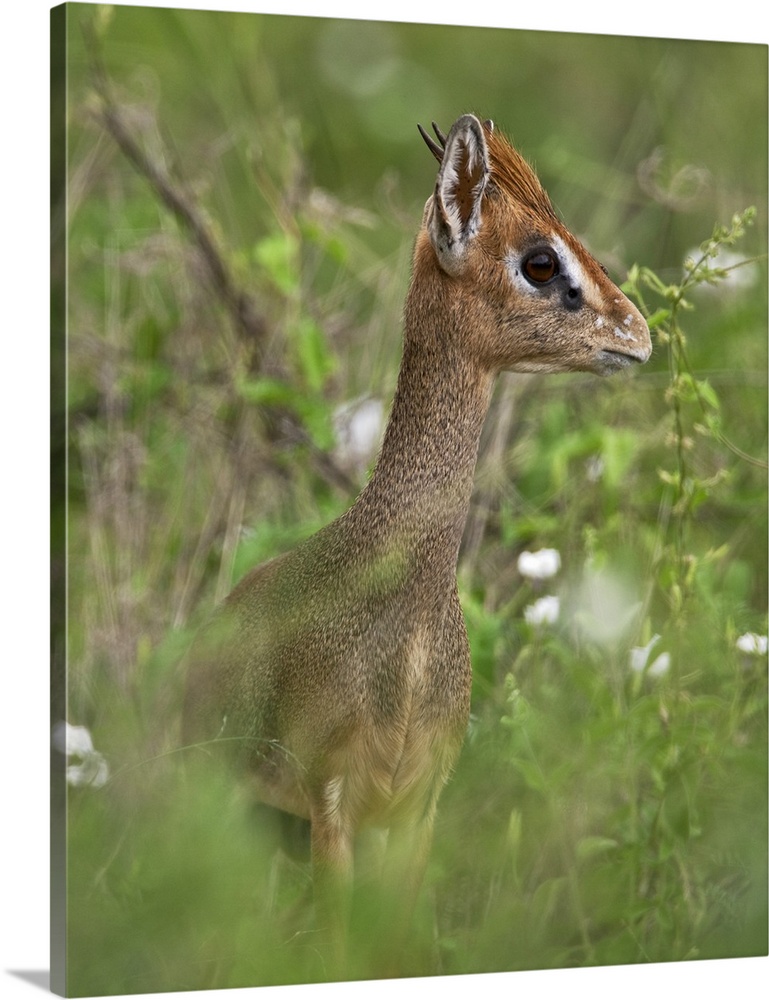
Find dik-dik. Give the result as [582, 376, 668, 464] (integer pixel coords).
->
[182, 114, 651, 964]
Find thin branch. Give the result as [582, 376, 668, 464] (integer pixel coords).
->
[81, 18, 363, 500]
[83, 19, 268, 366]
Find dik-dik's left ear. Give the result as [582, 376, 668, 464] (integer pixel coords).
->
[421, 114, 490, 274]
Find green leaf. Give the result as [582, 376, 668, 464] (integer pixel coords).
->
[253, 231, 299, 296]
[600, 427, 638, 490]
[576, 836, 619, 863]
[293, 315, 336, 391]
[530, 876, 568, 931]
[300, 394, 335, 450]
[236, 375, 295, 407]
[236, 374, 335, 451]
[646, 308, 671, 330]
[511, 757, 547, 793]
[695, 378, 721, 411]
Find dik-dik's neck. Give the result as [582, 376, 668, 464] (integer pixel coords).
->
[355, 273, 495, 576]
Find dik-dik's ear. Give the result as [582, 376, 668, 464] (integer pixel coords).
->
[423, 114, 490, 274]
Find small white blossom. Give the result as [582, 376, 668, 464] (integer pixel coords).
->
[647, 652, 671, 678]
[629, 635, 671, 678]
[524, 595, 560, 626]
[66, 755, 110, 788]
[630, 634, 660, 672]
[52, 721, 94, 756]
[736, 633, 768, 656]
[52, 721, 109, 788]
[575, 568, 641, 645]
[585, 455, 604, 483]
[518, 548, 561, 581]
[333, 397, 384, 473]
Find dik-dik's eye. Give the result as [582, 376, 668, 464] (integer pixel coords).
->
[523, 250, 559, 284]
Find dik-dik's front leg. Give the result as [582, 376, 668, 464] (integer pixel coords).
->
[310, 798, 353, 978]
[371, 807, 438, 975]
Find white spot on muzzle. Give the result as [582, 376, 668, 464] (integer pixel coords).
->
[614, 310, 639, 341]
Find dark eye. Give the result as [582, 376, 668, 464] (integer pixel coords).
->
[523, 250, 559, 284]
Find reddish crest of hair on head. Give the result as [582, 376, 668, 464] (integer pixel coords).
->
[484, 123, 558, 222]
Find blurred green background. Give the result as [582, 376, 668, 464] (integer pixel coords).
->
[57, 3, 767, 994]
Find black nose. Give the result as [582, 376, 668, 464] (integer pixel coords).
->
[563, 285, 582, 311]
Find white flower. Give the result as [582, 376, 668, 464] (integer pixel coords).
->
[52, 721, 109, 788]
[575, 568, 641, 645]
[66, 755, 110, 788]
[736, 633, 768, 656]
[333, 397, 385, 473]
[518, 548, 561, 581]
[524, 595, 560, 626]
[647, 652, 671, 678]
[52, 721, 94, 756]
[629, 635, 671, 678]
[585, 456, 604, 483]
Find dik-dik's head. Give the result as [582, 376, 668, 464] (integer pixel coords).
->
[416, 114, 651, 376]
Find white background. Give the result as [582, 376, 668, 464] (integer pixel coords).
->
[1, 1, 766, 998]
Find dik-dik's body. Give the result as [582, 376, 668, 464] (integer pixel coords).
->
[182, 114, 651, 960]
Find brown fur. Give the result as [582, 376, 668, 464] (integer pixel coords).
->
[181, 114, 651, 972]
[486, 125, 558, 220]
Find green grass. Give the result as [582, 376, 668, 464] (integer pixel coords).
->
[58, 5, 767, 994]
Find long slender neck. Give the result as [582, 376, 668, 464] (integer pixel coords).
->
[353, 265, 495, 582]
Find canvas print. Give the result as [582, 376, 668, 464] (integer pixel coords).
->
[50, 3, 768, 995]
